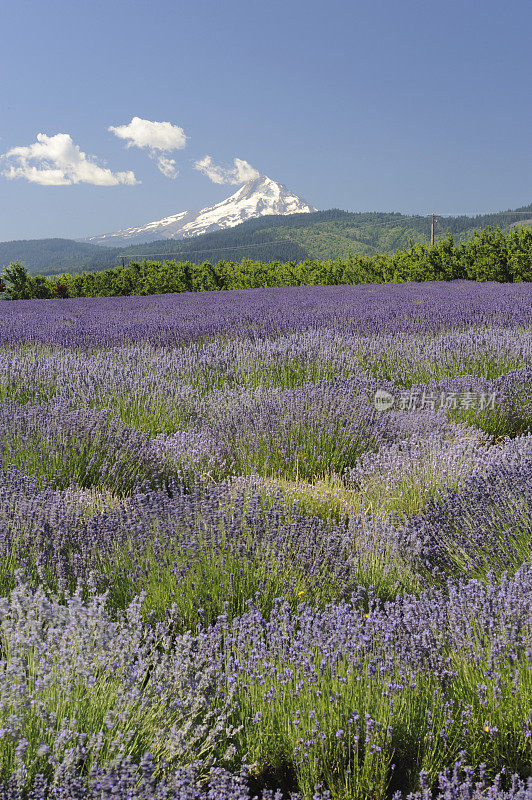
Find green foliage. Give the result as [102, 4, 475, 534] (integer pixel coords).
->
[1, 261, 52, 299]
[52, 281, 69, 298]
[1, 261, 32, 299]
[5, 226, 532, 299]
[390, 236, 465, 282]
[507, 225, 532, 281]
[461, 228, 511, 282]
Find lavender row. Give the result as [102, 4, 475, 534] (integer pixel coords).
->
[0, 467, 358, 621]
[1, 282, 532, 347]
[397, 433, 532, 579]
[0, 386, 498, 491]
[1, 326, 531, 406]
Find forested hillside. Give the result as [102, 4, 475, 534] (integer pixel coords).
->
[1, 206, 531, 274]
[0, 239, 119, 274]
[120, 205, 532, 263]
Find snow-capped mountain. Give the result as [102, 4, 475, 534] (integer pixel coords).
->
[85, 176, 317, 246]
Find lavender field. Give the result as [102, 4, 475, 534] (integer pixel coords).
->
[0, 281, 531, 800]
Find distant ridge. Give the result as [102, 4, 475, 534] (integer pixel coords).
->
[0, 239, 118, 274]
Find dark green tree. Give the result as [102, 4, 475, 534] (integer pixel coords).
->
[1, 261, 34, 299]
[461, 228, 511, 282]
[506, 226, 532, 282]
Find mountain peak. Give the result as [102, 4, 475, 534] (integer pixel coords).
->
[85, 175, 317, 246]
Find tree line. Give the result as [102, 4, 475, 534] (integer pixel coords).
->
[1, 227, 531, 300]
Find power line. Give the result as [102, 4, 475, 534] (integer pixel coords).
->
[428, 211, 532, 217]
[115, 211, 532, 263]
[117, 239, 291, 260]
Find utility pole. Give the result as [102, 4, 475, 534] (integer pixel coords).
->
[431, 214, 435, 246]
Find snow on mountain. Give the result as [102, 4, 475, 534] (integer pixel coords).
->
[85, 176, 317, 246]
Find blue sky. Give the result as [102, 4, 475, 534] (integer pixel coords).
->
[0, 0, 531, 240]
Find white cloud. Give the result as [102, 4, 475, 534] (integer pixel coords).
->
[109, 116, 187, 178]
[1, 133, 138, 186]
[154, 155, 178, 179]
[194, 155, 259, 185]
[109, 116, 187, 151]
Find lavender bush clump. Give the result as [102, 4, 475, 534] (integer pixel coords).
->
[0, 282, 531, 798]
[0, 583, 239, 791]
[344, 422, 491, 517]
[0, 401, 174, 492]
[397, 434, 532, 580]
